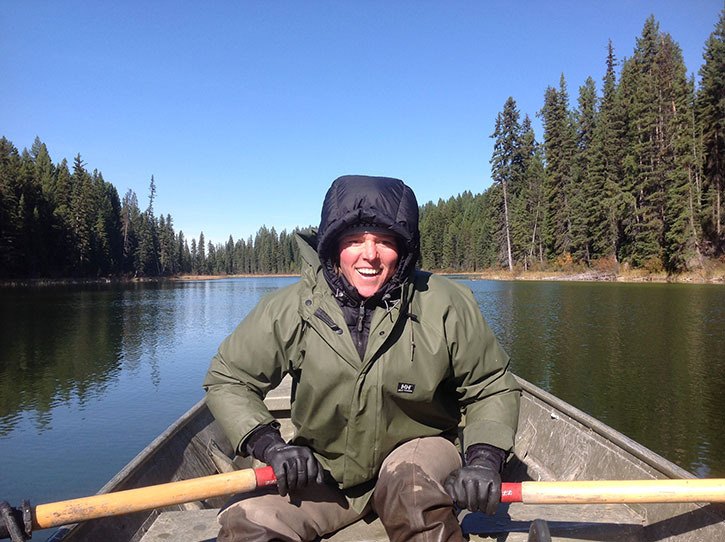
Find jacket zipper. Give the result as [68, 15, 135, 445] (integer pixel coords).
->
[313, 308, 343, 335]
[356, 303, 366, 332]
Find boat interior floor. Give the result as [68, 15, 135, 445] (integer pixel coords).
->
[137, 500, 648, 542]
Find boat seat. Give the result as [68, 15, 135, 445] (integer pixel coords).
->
[138, 501, 645, 542]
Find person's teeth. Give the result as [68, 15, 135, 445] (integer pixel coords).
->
[357, 268, 380, 276]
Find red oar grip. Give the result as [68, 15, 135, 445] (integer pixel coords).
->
[501, 482, 522, 503]
[254, 466, 278, 488]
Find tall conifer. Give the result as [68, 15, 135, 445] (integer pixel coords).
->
[490, 97, 524, 270]
[697, 8, 725, 253]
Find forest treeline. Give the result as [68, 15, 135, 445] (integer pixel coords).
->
[0, 143, 304, 278]
[1, 14, 723, 280]
[422, 14, 724, 274]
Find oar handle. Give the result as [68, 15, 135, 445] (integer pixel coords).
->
[501, 482, 522, 503]
[31, 466, 277, 531]
[502, 479, 725, 504]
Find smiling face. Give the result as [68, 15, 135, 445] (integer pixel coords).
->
[338, 231, 400, 298]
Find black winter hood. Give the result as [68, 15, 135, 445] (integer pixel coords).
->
[317, 175, 420, 303]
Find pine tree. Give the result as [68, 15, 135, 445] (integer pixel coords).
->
[589, 41, 625, 264]
[177, 230, 190, 274]
[120, 190, 140, 274]
[617, 17, 667, 269]
[90, 169, 123, 275]
[135, 177, 160, 276]
[190, 238, 198, 274]
[197, 232, 206, 274]
[657, 34, 701, 271]
[697, 8, 725, 254]
[158, 214, 177, 275]
[540, 75, 577, 260]
[0, 138, 22, 276]
[490, 97, 524, 271]
[617, 17, 699, 271]
[516, 118, 546, 268]
[570, 76, 599, 265]
[17, 149, 45, 275]
[52, 159, 74, 275]
[420, 201, 445, 269]
[70, 154, 95, 275]
[31, 138, 55, 199]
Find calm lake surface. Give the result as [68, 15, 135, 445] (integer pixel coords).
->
[1, 277, 723, 540]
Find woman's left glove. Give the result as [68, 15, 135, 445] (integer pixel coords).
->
[443, 443, 506, 515]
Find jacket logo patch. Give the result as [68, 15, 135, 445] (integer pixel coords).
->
[397, 382, 415, 394]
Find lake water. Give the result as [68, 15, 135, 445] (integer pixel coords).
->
[1, 277, 723, 540]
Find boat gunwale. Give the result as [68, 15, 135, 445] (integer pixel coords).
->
[514, 376, 694, 481]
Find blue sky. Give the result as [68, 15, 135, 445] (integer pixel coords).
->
[3, 1, 722, 245]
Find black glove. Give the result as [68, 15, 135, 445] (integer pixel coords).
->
[244, 424, 323, 497]
[263, 441, 324, 497]
[443, 443, 506, 515]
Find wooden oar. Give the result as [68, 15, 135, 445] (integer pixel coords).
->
[2, 468, 724, 539]
[501, 478, 725, 504]
[0, 466, 277, 538]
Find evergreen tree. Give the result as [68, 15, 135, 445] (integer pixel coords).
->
[207, 240, 218, 274]
[70, 154, 95, 274]
[617, 17, 699, 271]
[658, 34, 701, 271]
[0, 138, 22, 276]
[134, 177, 160, 276]
[31, 137, 55, 197]
[225, 235, 235, 274]
[120, 190, 140, 274]
[17, 149, 46, 275]
[589, 41, 625, 263]
[91, 170, 123, 275]
[540, 75, 577, 259]
[617, 17, 666, 269]
[490, 97, 523, 270]
[158, 214, 177, 275]
[190, 238, 198, 274]
[570, 76, 599, 265]
[177, 230, 190, 274]
[197, 232, 206, 274]
[419, 200, 445, 269]
[31, 138, 62, 275]
[697, 8, 725, 254]
[516, 119, 546, 268]
[51, 159, 74, 275]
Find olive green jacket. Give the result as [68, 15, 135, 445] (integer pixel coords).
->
[204, 235, 520, 507]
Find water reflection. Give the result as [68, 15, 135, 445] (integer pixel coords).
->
[0, 278, 296, 436]
[0, 286, 125, 435]
[464, 280, 725, 478]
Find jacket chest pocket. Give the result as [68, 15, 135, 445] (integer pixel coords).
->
[379, 338, 452, 404]
[292, 324, 357, 395]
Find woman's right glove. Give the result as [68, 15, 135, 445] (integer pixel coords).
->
[443, 443, 506, 515]
[244, 423, 323, 497]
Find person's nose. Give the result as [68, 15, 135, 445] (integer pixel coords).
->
[362, 239, 378, 260]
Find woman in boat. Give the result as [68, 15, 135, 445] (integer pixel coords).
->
[204, 175, 521, 541]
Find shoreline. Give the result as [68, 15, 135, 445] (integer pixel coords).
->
[131, 265, 725, 284]
[441, 268, 725, 284]
[2, 267, 723, 287]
